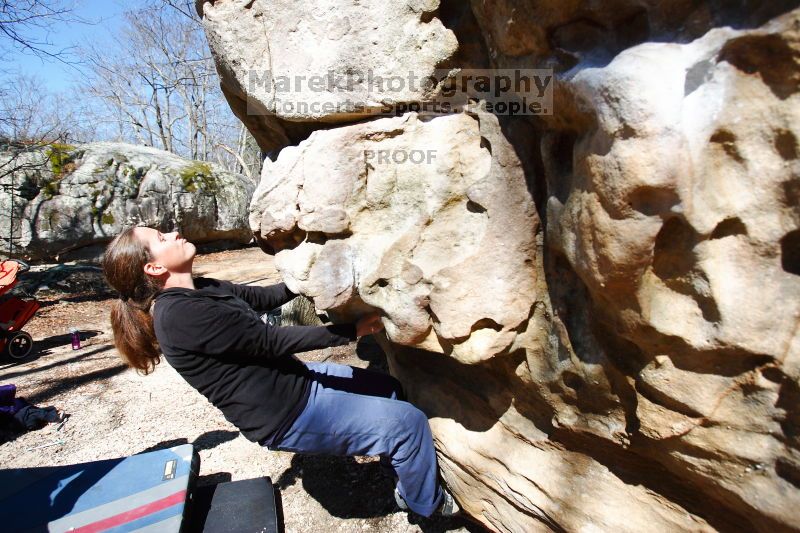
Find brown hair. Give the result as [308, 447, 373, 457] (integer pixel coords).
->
[101, 227, 163, 374]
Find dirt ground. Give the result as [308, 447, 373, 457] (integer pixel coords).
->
[0, 245, 485, 533]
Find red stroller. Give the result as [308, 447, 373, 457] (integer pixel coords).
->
[0, 259, 40, 360]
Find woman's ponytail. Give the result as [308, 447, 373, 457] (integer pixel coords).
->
[102, 227, 163, 375]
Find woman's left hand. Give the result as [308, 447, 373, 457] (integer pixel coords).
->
[356, 312, 384, 337]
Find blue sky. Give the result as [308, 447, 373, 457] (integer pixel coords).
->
[6, 0, 133, 92]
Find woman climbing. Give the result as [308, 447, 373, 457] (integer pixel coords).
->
[101, 226, 460, 518]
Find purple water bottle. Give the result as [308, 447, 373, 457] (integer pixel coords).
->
[69, 327, 81, 350]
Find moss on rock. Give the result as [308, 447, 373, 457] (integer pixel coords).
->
[180, 161, 217, 193]
[46, 143, 76, 177]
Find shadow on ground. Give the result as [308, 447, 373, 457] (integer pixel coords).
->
[138, 429, 240, 456]
[12, 264, 110, 298]
[24, 356, 124, 406]
[275, 453, 486, 532]
[0, 331, 104, 369]
[0, 331, 105, 372]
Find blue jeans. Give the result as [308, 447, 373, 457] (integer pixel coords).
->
[263, 361, 445, 517]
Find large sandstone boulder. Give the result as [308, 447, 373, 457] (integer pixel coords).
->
[250, 105, 721, 532]
[0, 142, 254, 260]
[197, 0, 458, 154]
[250, 107, 538, 363]
[205, 0, 800, 531]
[539, 11, 800, 531]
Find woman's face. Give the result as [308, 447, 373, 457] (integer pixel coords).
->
[134, 227, 196, 277]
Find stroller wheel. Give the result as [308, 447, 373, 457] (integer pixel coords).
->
[6, 331, 34, 360]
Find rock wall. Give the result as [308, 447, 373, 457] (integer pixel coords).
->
[0, 142, 254, 260]
[199, 0, 800, 531]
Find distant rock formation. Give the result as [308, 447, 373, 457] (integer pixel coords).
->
[0, 142, 254, 260]
[199, 0, 800, 531]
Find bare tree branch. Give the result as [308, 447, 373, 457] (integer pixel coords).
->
[215, 142, 252, 181]
[0, 0, 89, 65]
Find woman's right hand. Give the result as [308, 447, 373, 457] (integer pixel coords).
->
[356, 312, 384, 337]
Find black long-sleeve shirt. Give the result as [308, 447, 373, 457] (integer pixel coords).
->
[152, 277, 357, 445]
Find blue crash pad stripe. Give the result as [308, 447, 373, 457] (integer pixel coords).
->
[98, 499, 185, 533]
[46, 476, 189, 532]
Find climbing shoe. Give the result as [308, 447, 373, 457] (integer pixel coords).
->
[393, 484, 461, 516]
[393, 485, 409, 511]
[436, 486, 461, 516]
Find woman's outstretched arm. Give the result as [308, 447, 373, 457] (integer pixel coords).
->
[156, 296, 357, 360]
[196, 277, 298, 312]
